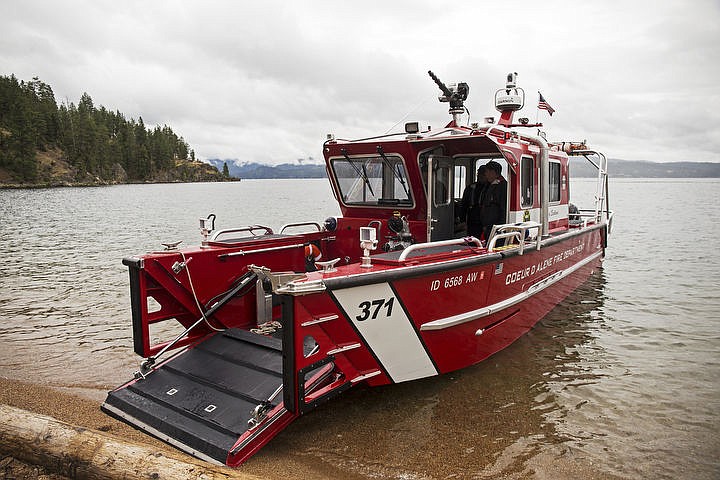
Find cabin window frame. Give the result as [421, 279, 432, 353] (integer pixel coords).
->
[520, 155, 535, 208]
[433, 163, 453, 207]
[453, 152, 510, 204]
[329, 153, 415, 209]
[549, 160, 562, 204]
[453, 153, 506, 178]
[452, 164, 468, 203]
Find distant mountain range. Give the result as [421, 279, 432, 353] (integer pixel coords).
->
[207, 159, 720, 179]
[207, 160, 326, 179]
[569, 159, 720, 178]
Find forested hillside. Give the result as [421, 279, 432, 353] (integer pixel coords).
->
[0, 74, 224, 186]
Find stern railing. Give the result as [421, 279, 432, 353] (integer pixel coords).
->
[570, 150, 611, 225]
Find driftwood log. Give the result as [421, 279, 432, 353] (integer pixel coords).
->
[0, 404, 260, 479]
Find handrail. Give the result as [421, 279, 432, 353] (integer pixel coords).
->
[487, 232, 522, 253]
[487, 221, 542, 254]
[279, 222, 322, 234]
[398, 237, 482, 262]
[218, 242, 306, 259]
[569, 149, 610, 226]
[209, 225, 274, 242]
[571, 210, 599, 228]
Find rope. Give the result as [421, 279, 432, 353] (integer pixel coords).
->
[179, 251, 225, 332]
[251, 320, 282, 335]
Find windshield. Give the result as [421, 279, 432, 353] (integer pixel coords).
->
[331, 155, 413, 207]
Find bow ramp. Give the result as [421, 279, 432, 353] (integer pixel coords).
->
[102, 328, 327, 465]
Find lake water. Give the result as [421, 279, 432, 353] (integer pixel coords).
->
[0, 178, 718, 479]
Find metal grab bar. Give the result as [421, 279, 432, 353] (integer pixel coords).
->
[209, 225, 274, 241]
[219, 242, 306, 259]
[570, 211, 598, 228]
[570, 149, 610, 226]
[486, 232, 522, 253]
[487, 221, 542, 255]
[279, 222, 322, 234]
[398, 237, 482, 261]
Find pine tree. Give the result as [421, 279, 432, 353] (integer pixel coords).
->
[0, 74, 199, 184]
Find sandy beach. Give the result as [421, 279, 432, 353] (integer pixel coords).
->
[0, 378, 370, 480]
[0, 376, 632, 480]
[0, 378, 204, 479]
[0, 379, 157, 447]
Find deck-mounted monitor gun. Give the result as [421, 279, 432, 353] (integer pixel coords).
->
[428, 70, 469, 124]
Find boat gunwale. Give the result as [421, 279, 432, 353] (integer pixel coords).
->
[318, 222, 606, 290]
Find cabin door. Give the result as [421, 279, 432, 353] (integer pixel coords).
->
[427, 156, 455, 241]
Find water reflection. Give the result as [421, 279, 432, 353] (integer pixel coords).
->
[255, 272, 609, 479]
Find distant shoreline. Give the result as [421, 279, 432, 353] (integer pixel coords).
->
[212, 159, 720, 180]
[0, 177, 240, 190]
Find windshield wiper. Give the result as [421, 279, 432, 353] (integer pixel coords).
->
[342, 149, 374, 197]
[376, 146, 410, 198]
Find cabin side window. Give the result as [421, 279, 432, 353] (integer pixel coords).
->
[453, 165, 467, 202]
[331, 155, 413, 207]
[521, 156, 534, 208]
[549, 161, 561, 203]
[434, 165, 452, 206]
[418, 146, 445, 193]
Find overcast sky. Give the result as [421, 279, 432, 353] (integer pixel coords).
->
[2, 0, 719, 164]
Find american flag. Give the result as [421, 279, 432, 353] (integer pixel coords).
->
[538, 92, 555, 116]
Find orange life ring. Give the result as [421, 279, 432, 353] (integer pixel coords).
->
[304, 243, 322, 261]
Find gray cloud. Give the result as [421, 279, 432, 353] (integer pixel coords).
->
[1, 0, 718, 163]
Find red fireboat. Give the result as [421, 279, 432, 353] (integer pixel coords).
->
[103, 71, 613, 466]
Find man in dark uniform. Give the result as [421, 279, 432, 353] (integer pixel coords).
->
[480, 161, 507, 242]
[458, 165, 488, 239]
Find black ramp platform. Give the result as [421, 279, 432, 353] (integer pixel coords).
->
[103, 328, 284, 463]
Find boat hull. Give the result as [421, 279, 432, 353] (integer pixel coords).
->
[307, 224, 605, 385]
[104, 224, 606, 466]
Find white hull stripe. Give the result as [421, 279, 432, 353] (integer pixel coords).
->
[420, 249, 603, 331]
[331, 282, 438, 383]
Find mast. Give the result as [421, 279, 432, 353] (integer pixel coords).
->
[492, 73, 549, 235]
[494, 72, 524, 127]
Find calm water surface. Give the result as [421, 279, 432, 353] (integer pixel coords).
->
[0, 178, 718, 479]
